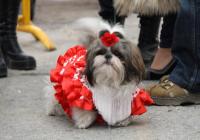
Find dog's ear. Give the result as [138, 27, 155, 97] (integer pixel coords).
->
[123, 41, 145, 84]
[130, 44, 145, 83]
[84, 47, 95, 86]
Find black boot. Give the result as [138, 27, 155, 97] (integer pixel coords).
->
[138, 15, 161, 67]
[0, 1, 7, 77]
[2, 0, 36, 70]
[0, 42, 7, 77]
[98, 0, 126, 25]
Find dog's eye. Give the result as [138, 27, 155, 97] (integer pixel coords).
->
[112, 50, 124, 59]
[95, 49, 107, 55]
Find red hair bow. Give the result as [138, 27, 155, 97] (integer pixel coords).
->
[100, 32, 119, 47]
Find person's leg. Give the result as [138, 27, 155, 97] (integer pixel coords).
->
[149, 0, 200, 105]
[2, 0, 36, 70]
[147, 13, 177, 80]
[0, 0, 7, 77]
[138, 15, 161, 67]
[169, 0, 200, 93]
[98, 0, 126, 25]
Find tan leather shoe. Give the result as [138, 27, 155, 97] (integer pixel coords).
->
[147, 76, 200, 106]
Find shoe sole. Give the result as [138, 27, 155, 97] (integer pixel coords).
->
[152, 94, 200, 106]
[0, 68, 7, 77]
[7, 59, 36, 70]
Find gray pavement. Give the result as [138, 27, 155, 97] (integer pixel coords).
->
[0, 0, 200, 140]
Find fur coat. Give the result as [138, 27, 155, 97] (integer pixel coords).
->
[114, 0, 180, 16]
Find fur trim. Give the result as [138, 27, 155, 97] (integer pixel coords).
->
[114, 0, 180, 16]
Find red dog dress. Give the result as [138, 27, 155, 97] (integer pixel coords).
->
[50, 45, 154, 122]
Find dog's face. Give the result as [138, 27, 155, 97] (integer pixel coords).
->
[85, 31, 145, 88]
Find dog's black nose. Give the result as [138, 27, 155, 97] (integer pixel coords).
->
[105, 54, 112, 60]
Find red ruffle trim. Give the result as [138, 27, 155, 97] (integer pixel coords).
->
[132, 89, 154, 115]
[50, 45, 94, 118]
[50, 45, 154, 120]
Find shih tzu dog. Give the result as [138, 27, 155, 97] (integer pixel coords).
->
[46, 18, 147, 129]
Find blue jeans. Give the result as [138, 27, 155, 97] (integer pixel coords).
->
[170, 0, 200, 93]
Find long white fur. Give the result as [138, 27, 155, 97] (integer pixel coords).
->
[93, 55, 124, 88]
[71, 17, 126, 46]
[72, 17, 125, 35]
[91, 53, 136, 125]
[114, 0, 180, 16]
[91, 83, 136, 125]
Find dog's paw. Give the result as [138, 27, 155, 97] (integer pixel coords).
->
[45, 88, 65, 116]
[114, 116, 133, 127]
[72, 107, 97, 129]
[75, 117, 94, 129]
[46, 101, 65, 116]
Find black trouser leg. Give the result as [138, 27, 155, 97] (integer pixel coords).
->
[2, 0, 36, 70]
[145, 14, 177, 80]
[98, 0, 126, 25]
[138, 15, 161, 66]
[160, 13, 177, 48]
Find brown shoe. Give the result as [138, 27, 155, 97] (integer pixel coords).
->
[148, 76, 200, 106]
